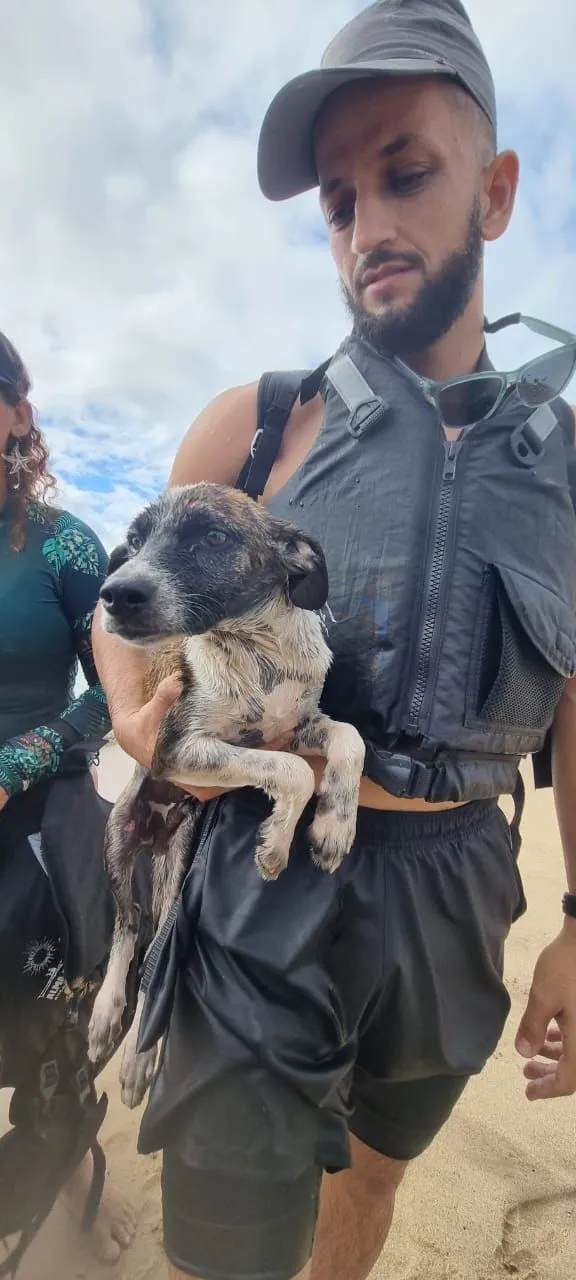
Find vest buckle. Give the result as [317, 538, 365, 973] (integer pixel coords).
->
[510, 403, 559, 467]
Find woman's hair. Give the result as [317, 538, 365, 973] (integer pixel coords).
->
[0, 331, 57, 550]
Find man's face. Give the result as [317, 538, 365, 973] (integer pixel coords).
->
[315, 78, 499, 355]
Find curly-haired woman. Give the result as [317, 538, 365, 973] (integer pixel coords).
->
[0, 331, 136, 1265]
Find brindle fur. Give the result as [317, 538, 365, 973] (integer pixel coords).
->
[88, 484, 365, 1108]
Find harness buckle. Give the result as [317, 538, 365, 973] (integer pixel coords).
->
[250, 428, 263, 459]
[510, 403, 559, 467]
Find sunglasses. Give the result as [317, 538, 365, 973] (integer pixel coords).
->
[394, 314, 576, 430]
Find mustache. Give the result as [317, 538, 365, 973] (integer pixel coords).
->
[353, 249, 423, 292]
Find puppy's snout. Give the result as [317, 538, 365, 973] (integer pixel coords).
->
[100, 576, 153, 617]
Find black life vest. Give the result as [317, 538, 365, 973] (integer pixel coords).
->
[240, 334, 576, 804]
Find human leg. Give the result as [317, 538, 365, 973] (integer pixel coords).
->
[307, 799, 526, 1280]
[310, 1136, 406, 1280]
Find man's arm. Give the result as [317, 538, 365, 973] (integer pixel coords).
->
[92, 383, 259, 768]
[514, 408, 576, 1096]
[514, 677, 576, 1101]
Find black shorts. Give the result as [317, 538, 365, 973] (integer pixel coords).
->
[137, 793, 526, 1280]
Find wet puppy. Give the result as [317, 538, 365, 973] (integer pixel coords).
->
[88, 483, 365, 1106]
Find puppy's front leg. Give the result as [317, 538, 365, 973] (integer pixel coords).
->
[161, 735, 315, 880]
[294, 715, 365, 873]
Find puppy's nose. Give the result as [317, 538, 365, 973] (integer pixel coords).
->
[100, 577, 151, 615]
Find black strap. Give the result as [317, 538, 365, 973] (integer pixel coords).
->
[509, 771, 526, 859]
[551, 395, 575, 449]
[81, 1138, 107, 1232]
[236, 370, 308, 499]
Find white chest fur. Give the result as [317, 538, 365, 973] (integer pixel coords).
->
[181, 603, 332, 743]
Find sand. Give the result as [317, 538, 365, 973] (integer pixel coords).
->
[4, 742, 575, 1280]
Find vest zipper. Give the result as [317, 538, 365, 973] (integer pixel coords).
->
[408, 438, 462, 731]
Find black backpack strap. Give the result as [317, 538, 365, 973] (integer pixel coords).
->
[236, 370, 308, 499]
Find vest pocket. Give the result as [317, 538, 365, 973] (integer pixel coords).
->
[465, 564, 576, 735]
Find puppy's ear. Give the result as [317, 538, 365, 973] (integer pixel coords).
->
[107, 543, 130, 576]
[279, 531, 329, 611]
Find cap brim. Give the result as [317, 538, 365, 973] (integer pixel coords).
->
[257, 57, 457, 202]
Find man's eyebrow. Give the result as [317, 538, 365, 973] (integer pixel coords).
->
[319, 132, 418, 199]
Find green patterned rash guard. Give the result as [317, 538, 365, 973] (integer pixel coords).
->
[0, 501, 111, 798]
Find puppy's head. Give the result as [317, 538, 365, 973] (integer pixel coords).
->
[100, 483, 328, 645]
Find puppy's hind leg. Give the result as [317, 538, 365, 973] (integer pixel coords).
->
[118, 804, 199, 1109]
[295, 715, 365, 874]
[88, 766, 150, 1065]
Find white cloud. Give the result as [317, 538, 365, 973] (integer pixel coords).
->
[1, 0, 575, 548]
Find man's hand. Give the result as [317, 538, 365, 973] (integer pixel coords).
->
[112, 674, 183, 772]
[0, 786, 9, 813]
[112, 676, 296, 801]
[515, 919, 576, 1100]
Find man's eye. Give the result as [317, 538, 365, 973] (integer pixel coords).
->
[127, 533, 141, 552]
[390, 169, 429, 194]
[327, 201, 354, 230]
[204, 529, 229, 547]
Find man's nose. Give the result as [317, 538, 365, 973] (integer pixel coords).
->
[351, 192, 397, 258]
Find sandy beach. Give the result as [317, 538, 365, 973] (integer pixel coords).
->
[5, 742, 575, 1280]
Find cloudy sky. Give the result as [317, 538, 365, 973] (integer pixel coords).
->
[2, 0, 576, 550]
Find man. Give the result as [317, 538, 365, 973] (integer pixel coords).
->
[93, 3, 576, 1279]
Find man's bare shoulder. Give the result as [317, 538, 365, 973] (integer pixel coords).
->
[169, 382, 259, 488]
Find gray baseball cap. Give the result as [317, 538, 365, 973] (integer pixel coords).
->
[257, 0, 496, 201]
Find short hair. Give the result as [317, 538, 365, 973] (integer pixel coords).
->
[446, 81, 497, 166]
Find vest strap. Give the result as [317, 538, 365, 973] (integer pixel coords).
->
[510, 402, 561, 467]
[325, 353, 390, 438]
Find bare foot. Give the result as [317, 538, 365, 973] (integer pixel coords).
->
[61, 1150, 136, 1265]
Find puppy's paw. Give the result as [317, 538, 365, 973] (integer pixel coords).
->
[254, 841, 291, 881]
[119, 1044, 157, 1110]
[308, 805, 357, 874]
[254, 817, 292, 881]
[88, 988, 126, 1065]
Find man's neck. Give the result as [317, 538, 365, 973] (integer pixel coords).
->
[390, 282, 487, 381]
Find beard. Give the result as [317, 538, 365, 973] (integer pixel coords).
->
[341, 200, 483, 358]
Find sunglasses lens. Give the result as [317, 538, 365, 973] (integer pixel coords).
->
[519, 346, 576, 406]
[438, 375, 504, 427]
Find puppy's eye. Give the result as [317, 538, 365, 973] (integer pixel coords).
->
[204, 529, 229, 548]
[127, 532, 141, 552]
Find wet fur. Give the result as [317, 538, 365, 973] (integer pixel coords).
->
[88, 484, 365, 1107]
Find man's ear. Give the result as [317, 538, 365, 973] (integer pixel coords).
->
[278, 529, 329, 611]
[106, 543, 130, 576]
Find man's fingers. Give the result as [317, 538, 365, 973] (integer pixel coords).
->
[523, 1060, 557, 1080]
[555, 1018, 576, 1096]
[516, 992, 552, 1059]
[152, 674, 182, 713]
[539, 1038, 563, 1062]
[526, 1069, 570, 1101]
[524, 1023, 576, 1100]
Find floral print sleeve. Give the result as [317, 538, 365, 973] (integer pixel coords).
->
[0, 511, 112, 798]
